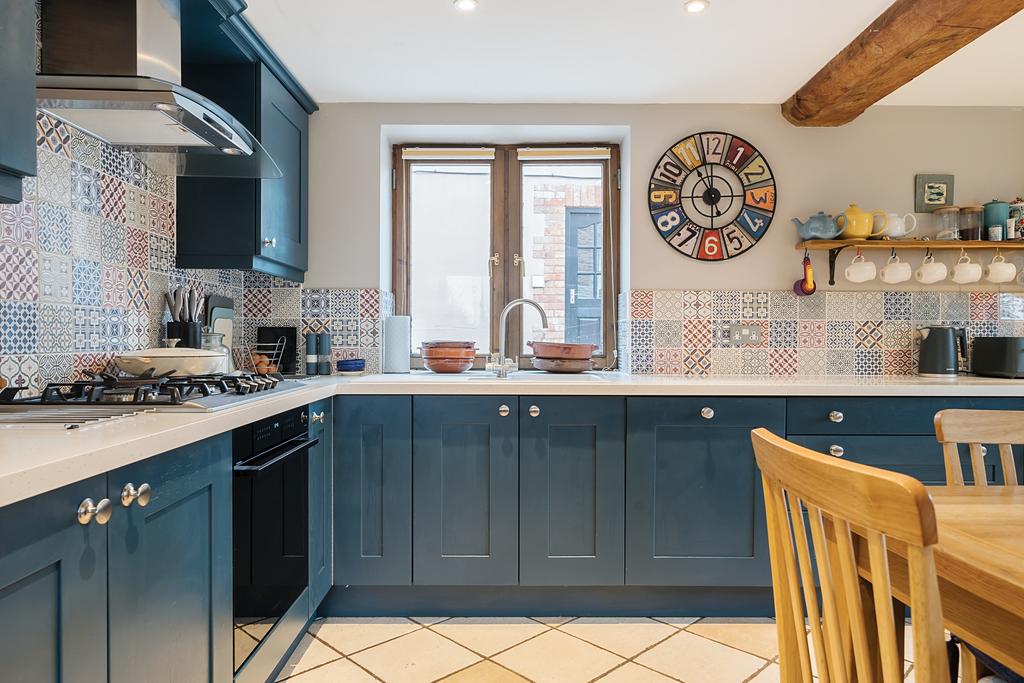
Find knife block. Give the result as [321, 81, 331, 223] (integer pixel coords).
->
[167, 321, 202, 349]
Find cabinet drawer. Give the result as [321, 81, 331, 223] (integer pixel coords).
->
[788, 434, 1000, 485]
[787, 397, 1024, 436]
[629, 397, 785, 430]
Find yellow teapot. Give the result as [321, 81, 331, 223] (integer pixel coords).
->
[836, 203, 887, 239]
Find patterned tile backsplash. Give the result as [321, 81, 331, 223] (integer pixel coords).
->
[6, 112, 1024, 387]
[0, 111, 390, 392]
[618, 289, 1024, 377]
[242, 274, 394, 375]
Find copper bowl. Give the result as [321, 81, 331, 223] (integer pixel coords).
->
[527, 341, 597, 360]
[421, 340, 476, 350]
[421, 346, 477, 360]
[423, 357, 474, 374]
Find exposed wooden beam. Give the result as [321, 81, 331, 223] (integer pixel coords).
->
[782, 0, 1024, 127]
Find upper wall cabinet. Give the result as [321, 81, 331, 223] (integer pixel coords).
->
[177, 62, 310, 282]
[0, 0, 38, 203]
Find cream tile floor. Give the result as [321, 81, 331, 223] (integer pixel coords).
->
[275, 616, 925, 683]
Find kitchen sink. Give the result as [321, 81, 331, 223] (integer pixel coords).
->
[465, 371, 611, 381]
[347, 371, 613, 382]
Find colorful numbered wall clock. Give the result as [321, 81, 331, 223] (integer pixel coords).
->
[648, 131, 776, 261]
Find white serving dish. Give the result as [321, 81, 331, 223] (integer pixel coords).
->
[114, 348, 225, 376]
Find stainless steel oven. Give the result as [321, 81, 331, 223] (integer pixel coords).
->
[232, 407, 317, 672]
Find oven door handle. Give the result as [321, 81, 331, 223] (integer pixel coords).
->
[233, 436, 319, 473]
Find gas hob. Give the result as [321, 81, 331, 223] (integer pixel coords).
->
[0, 371, 307, 428]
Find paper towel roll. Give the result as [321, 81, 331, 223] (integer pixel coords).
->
[383, 316, 411, 373]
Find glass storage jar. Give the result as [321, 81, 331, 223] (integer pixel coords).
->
[933, 206, 960, 240]
[201, 331, 233, 374]
[959, 206, 983, 241]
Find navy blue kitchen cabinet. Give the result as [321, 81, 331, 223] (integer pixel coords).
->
[788, 397, 1024, 485]
[177, 61, 311, 282]
[0, 477, 109, 682]
[334, 396, 413, 585]
[413, 396, 519, 585]
[308, 398, 333, 613]
[0, 0, 37, 203]
[107, 433, 233, 683]
[519, 396, 625, 585]
[626, 398, 784, 587]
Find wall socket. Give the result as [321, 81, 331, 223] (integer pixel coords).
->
[725, 323, 763, 346]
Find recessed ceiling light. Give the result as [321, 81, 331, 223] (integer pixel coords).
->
[684, 0, 710, 13]
[453, 0, 479, 11]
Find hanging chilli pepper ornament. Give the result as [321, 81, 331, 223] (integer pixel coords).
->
[794, 250, 816, 296]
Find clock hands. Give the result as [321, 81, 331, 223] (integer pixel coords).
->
[695, 167, 715, 193]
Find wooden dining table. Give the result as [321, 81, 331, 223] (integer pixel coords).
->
[855, 486, 1024, 676]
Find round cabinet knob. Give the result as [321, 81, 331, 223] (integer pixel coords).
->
[312, 411, 325, 424]
[121, 483, 152, 508]
[828, 410, 844, 424]
[529, 405, 540, 418]
[77, 497, 112, 525]
[980, 446, 988, 457]
[301, 412, 308, 424]
[262, 237, 277, 248]
[829, 445, 845, 458]
[700, 407, 715, 420]
[498, 404, 510, 417]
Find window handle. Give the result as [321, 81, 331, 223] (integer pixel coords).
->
[488, 253, 500, 278]
[513, 253, 526, 276]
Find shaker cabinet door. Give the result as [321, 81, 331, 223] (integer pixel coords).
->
[519, 396, 625, 585]
[413, 396, 519, 585]
[259, 64, 308, 274]
[626, 398, 783, 587]
[308, 399, 334, 612]
[0, 477, 108, 683]
[107, 434, 233, 683]
[334, 396, 413, 585]
[0, 0, 37, 203]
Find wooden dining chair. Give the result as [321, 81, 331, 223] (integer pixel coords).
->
[935, 409, 1024, 683]
[752, 428, 949, 683]
[934, 409, 1022, 487]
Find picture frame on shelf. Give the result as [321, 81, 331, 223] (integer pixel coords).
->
[915, 173, 955, 213]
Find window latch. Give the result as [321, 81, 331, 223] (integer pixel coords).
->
[512, 253, 526, 276]
[487, 253, 500, 278]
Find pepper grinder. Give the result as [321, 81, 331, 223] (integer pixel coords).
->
[317, 332, 331, 375]
[304, 333, 318, 375]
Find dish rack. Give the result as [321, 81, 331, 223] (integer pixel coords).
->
[244, 337, 287, 375]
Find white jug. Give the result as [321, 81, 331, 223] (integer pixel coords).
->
[877, 212, 918, 239]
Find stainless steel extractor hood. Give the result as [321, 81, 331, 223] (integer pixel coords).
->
[36, 0, 281, 179]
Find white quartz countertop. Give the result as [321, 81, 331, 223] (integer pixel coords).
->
[2, 372, 1023, 507]
[332, 371, 1024, 397]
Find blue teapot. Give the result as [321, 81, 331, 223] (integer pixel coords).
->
[792, 212, 841, 240]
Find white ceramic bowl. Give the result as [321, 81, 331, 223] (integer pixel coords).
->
[114, 348, 225, 376]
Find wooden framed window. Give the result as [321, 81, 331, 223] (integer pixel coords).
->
[393, 143, 621, 369]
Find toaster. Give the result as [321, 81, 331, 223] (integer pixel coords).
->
[971, 337, 1024, 379]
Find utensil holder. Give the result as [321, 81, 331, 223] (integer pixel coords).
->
[167, 321, 202, 349]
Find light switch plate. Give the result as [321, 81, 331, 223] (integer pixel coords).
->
[726, 323, 762, 346]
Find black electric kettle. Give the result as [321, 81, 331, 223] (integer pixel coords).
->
[917, 325, 967, 377]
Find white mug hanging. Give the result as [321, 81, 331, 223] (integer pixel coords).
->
[915, 252, 947, 284]
[985, 252, 1017, 284]
[880, 252, 912, 284]
[951, 251, 982, 284]
[844, 249, 876, 284]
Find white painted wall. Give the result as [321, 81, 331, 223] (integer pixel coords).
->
[307, 103, 1024, 292]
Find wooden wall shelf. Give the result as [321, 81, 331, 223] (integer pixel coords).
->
[796, 239, 1024, 286]
[797, 239, 1024, 251]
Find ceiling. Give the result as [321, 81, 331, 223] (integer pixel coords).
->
[244, 0, 1024, 106]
